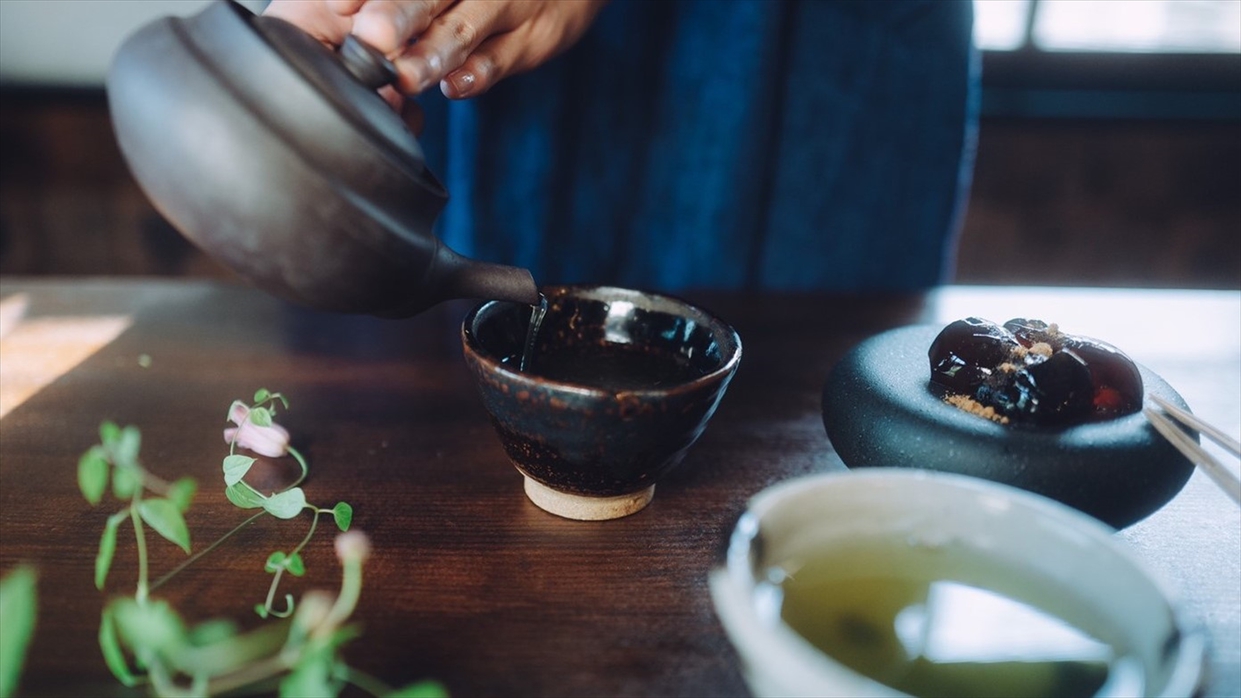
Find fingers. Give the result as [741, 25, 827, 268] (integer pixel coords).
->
[439, 33, 513, 99]
[389, 2, 508, 94]
[400, 96, 426, 136]
[438, 1, 606, 99]
[273, 0, 608, 98]
[378, 85, 404, 111]
[326, 0, 367, 15]
[439, 24, 561, 99]
[350, 0, 455, 55]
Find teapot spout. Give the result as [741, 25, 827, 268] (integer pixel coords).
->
[441, 258, 540, 307]
[431, 244, 540, 307]
[372, 244, 537, 318]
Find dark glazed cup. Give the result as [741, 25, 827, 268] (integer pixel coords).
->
[462, 286, 742, 520]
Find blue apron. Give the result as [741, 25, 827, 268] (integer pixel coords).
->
[419, 0, 978, 292]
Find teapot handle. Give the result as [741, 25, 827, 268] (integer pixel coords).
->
[339, 35, 398, 89]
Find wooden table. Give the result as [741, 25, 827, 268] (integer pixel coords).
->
[1, 279, 1237, 697]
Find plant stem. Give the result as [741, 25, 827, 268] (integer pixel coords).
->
[337, 666, 394, 697]
[145, 657, 191, 698]
[288, 509, 321, 561]
[136, 463, 182, 498]
[151, 511, 267, 592]
[262, 509, 321, 617]
[203, 655, 290, 696]
[262, 567, 289, 617]
[323, 554, 363, 631]
[286, 446, 309, 489]
[130, 494, 149, 603]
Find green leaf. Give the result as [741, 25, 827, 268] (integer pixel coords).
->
[168, 478, 197, 513]
[265, 551, 287, 574]
[112, 598, 186, 658]
[98, 606, 139, 687]
[253, 388, 271, 403]
[249, 406, 273, 427]
[263, 488, 306, 520]
[222, 455, 256, 487]
[187, 619, 237, 647]
[325, 625, 363, 652]
[332, 502, 353, 532]
[77, 447, 109, 505]
[286, 553, 305, 577]
[386, 681, 450, 698]
[95, 513, 125, 590]
[225, 482, 267, 509]
[112, 466, 141, 500]
[113, 426, 141, 468]
[279, 649, 336, 698]
[0, 566, 37, 698]
[99, 421, 121, 448]
[254, 604, 268, 619]
[138, 499, 191, 554]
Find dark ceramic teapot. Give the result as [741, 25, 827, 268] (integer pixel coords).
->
[107, 0, 538, 317]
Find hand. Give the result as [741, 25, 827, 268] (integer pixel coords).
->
[265, 0, 609, 99]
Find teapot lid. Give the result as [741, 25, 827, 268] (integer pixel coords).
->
[250, 9, 430, 183]
[192, 0, 447, 224]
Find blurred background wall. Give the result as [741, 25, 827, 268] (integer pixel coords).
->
[1, 0, 1238, 289]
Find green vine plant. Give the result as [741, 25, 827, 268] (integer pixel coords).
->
[76, 389, 445, 698]
[0, 566, 37, 698]
[218, 389, 353, 620]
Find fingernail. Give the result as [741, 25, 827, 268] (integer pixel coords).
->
[415, 54, 443, 92]
[443, 71, 475, 98]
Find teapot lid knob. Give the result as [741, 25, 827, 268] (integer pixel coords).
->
[339, 35, 397, 90]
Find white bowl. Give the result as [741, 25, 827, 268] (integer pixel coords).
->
[709, 469, 1206, 698]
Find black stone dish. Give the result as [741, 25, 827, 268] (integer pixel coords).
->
[821, 325, 1196, 529]
[462, 286, 742, 520]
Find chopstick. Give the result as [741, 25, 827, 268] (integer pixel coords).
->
[1144, 394, 1241, 505]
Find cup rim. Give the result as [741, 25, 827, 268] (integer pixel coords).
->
[710, 469, 1208, 698]
[461, 284, 742, 397]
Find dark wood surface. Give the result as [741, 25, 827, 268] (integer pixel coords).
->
[0, 279, 1237, 697]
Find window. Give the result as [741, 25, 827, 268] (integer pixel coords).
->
[975, 0, 1241, 53]
[972, 0, 1241, 119]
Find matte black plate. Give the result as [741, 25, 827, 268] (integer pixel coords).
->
[822, 325, 1195, 529]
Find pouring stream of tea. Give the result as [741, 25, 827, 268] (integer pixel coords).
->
[519, 294, 549, 372]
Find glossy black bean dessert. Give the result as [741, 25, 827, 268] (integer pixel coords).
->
[928, 318, 1143, 427]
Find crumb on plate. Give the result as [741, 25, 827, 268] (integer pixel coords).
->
[945, 393, 1010, 425]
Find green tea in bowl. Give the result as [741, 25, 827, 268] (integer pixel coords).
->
[762, 536, 1131, 698]
[710, 470, 1205, 698]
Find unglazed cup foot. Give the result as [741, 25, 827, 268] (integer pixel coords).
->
[522, 476, 655, 521]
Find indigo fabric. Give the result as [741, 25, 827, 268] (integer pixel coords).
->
[419, 0, 978, 292]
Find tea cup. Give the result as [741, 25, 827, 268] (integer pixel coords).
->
[461, 285, 742, 520]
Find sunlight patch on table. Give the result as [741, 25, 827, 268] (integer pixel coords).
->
[0, 299, 132, 419]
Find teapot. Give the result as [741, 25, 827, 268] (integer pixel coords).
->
[106, 0, 539, 317]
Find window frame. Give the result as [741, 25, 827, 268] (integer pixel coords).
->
[976, 0, 1241, 120]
